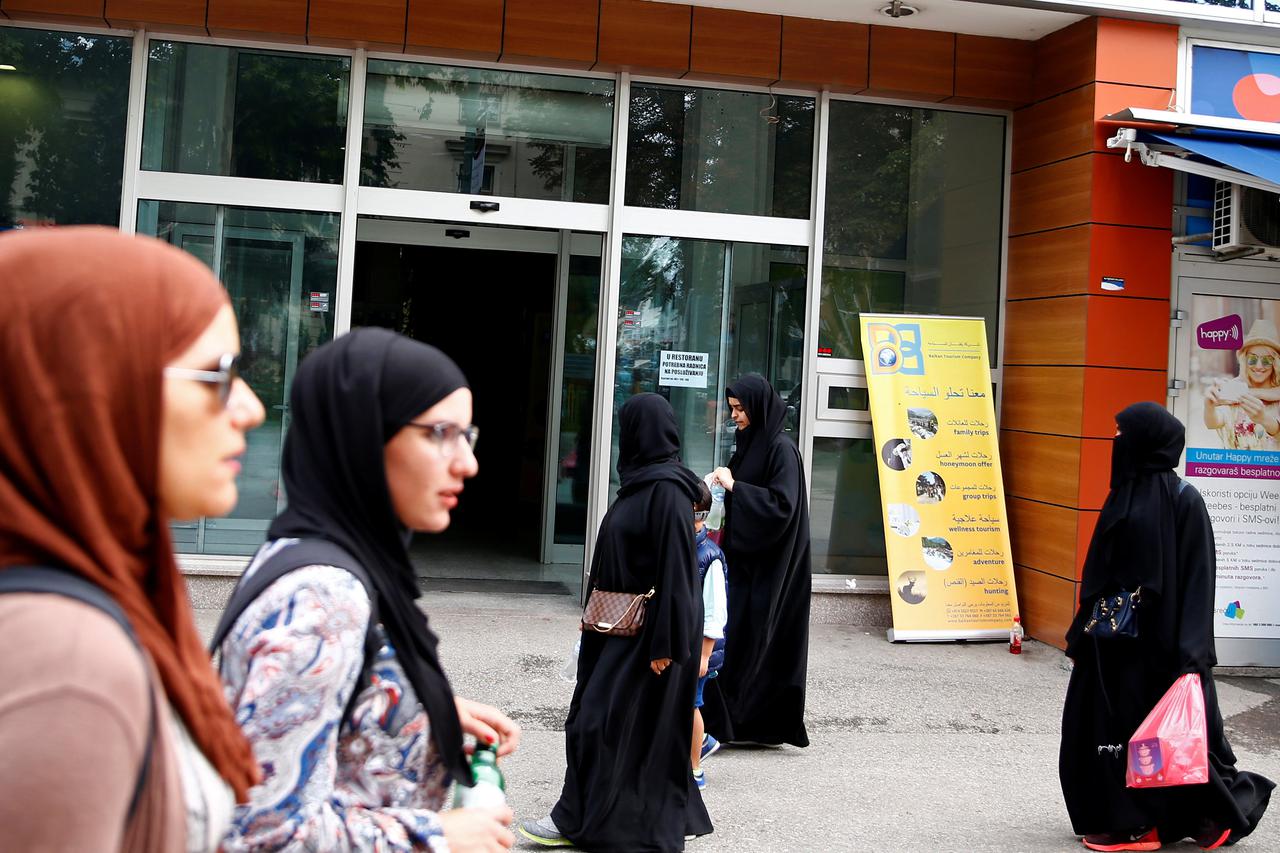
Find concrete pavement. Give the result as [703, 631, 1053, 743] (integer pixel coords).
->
[196, 590, 1280, 852]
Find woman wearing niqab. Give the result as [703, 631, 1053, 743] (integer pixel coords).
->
[1059, 402, 1272, 851]
[704, 374, 810, 748]
[536, 393, 712, 851]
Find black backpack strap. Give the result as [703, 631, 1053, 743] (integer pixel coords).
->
[0, 566, 156, 824]
[209, 540, 380, 726]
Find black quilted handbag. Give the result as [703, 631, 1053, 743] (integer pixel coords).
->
[1083, 587, 1141, 639]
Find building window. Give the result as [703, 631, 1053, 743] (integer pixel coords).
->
[361, 60, 614, 203]
[142, 42, 350, 183]
[0, 26, 132, 228]
[625, 85, 814, 219]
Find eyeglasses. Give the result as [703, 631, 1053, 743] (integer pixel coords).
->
[693, 510, 710, 521]
[407, 421, 480, 458]
[163, 353, 241, 407]
[1246, 354, 1276, 367]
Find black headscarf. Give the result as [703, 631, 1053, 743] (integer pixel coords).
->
[1079, 402, 1185, 601]
[616, 393, 703, 500]
[268, 327, 470, 784]
[726, 374, 787, 485]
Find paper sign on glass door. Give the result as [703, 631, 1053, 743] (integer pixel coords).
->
[658, 351, 709, 388]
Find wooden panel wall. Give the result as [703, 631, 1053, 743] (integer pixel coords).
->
[0, 0, 1034, 102]
[1003, 16, 1178, 648]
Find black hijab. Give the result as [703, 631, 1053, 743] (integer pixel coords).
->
[268, 327, 470, 784]
[726, 374, 787, 484]
[1079, 402, 1185, 601]
[616, 393, 702, 500]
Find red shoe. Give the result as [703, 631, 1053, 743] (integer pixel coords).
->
[1196, 827, 1231, 850]
[1082, 828, 1161, 852]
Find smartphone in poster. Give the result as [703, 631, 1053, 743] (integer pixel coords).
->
[1183, 295, 1280, 640]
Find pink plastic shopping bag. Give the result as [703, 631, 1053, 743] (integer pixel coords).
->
[1126, 673, 1209, 788]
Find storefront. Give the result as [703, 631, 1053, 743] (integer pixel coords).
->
[3, 0, 1277, 649]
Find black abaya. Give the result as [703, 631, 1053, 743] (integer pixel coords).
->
[552, 394, 712, 852]
[704, 374, 810, 748]
[1059, 403, 1272, 844]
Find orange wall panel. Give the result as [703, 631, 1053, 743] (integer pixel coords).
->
[1077, 436, 1113, 509]
[1016, 565, 1075, 648]
[866, 25, 953, 101]
[503, 0, 598, 67]
[1008, 498, 1080, 581]
[1034, 18, 1096, 102]
[1003, 296, 1088, 366]
[1001, 430, 1082, 507]
[596, 0, 690, 75]
[406, 0, 503, 60]
[1084, 296, 1171, 370]
[1010, 155, 1092, 236]
[308, 0, 406, 48]
[1012, 85, 1094, 175]
[1091, 153, 1172, 230]
[952, 34, 1033, 108]
[2, 0, 106, 23]
[779, 16, 866, 91]
[208, 0, 306, 39]
[1081, 367, 1169, 438]
[1096, 17, 1177, 90]
[689, 6, 780, 83]
[1001, 366, 1085, 436]
[105, 0, 204, 30]
[1006, 226, 1091, 300]
[1092, 82, 1173, 150]
[1087, 224, 1171, 300]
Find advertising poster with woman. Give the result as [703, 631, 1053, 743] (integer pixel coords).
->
[1184, 296, 1280, 644]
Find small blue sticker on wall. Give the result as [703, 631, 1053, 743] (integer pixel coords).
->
[1101, 277, 1126, 292]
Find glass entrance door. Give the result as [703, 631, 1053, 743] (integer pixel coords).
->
[139, 201, 340, 555]
[609, 235, 807, 492]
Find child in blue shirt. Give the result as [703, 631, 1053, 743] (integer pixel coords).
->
[692, 481, 728, 790]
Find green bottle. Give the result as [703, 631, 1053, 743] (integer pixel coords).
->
[454, 742, 506, 808]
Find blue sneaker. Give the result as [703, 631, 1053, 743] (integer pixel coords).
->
[699, 734, 721, 761]
[693, 768, 707, 790]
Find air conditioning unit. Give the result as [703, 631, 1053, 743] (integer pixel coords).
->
[1213, 181, 1280, 257]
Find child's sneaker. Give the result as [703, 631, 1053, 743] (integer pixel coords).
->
[699, 734, 721, 761]
[693, 768, 707, 790]
[518, 816, 572, 847]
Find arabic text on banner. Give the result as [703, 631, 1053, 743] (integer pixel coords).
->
[859, 314, 1018, 641]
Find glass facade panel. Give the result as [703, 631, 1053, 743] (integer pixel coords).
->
[625, 85, 814, 218]
[819, 103, 1005, 362]
[362, 61, 613, 202]
[139, 201, 340, 555]
[610, 236, 806, 493]
[143, 42, 349, 182]
[810, 437, 887, 575]
[0, 27, 131, 228]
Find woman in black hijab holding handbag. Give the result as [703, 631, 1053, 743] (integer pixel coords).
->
[215, 328, 519, 852]
[521, 393, 712, 851]
[1060, 402, 1272, 852]
[705, 373, 810, 749]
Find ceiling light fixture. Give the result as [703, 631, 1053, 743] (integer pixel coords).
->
[0, 65, 18, 72]
[879, 1, 920, 18]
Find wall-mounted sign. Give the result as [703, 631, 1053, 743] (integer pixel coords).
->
[1101, 276, 1126, 292]
[309, 291, 330, 313]
[1191, 44, 1280, 123]
[658, 350, 709, 388]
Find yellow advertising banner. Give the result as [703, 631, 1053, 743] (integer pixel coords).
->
[858, 314, 1018, 642]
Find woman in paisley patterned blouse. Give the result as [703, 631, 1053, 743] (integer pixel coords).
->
[216, 328, 519, 852]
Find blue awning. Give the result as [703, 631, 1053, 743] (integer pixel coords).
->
[1148, 131, 1280, 188]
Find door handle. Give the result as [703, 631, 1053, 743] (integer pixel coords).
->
[470, 200, 500, 213]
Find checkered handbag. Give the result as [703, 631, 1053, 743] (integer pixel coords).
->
[581, 587, 655, 637]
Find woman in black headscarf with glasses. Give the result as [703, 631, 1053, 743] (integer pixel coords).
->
[214, 328, 519, 853]
[521, 393, 712, 851]
[1060, 402, 1272, 853]
[704, 374, 810, 750]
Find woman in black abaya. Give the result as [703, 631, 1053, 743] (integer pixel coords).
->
[1060, 402, 1272, 852]
[705, 374, 810, 749]
[522, 394, 712, 851]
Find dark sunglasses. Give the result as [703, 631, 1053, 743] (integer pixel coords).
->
[163, 352, 241, 407]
